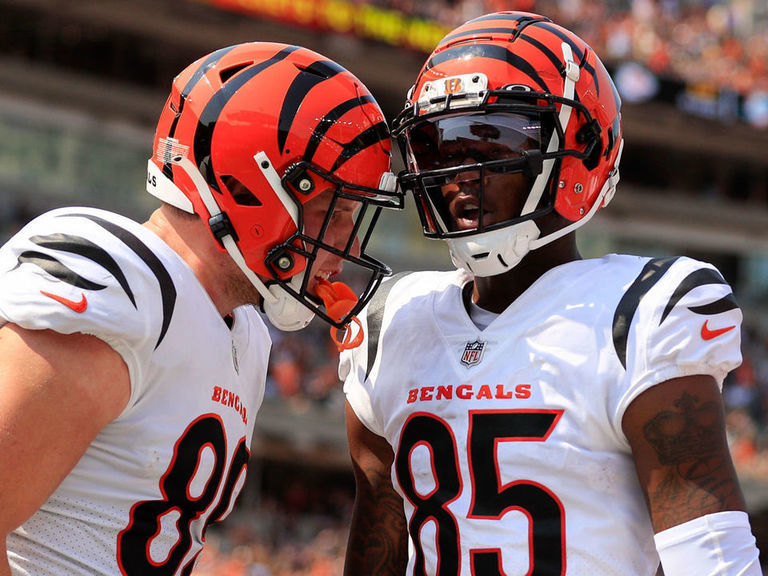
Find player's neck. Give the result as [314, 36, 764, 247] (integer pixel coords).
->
[469, 236, 581, 313]
[144, 207, 244, 317]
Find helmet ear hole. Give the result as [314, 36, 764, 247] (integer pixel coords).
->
[582, 139, 602, 171]
[221, 175, 262, 206]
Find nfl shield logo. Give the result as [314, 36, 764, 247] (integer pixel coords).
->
[461, 340, 486, 367]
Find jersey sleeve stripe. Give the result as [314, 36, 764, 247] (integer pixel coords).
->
[688, 294, 739, 316]
[16, 251, 108, 291]
[30, 233, 137, 307]
[58, 213, 177, 350]
[659, 268, 731, 324]
[612, 256, 679, 369]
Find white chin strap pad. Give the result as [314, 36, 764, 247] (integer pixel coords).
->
[447, 219, 541, 277]
[261, 275, 315, 332]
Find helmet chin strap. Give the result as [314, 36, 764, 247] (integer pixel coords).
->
[447, 219, 540, 277]
[174, 155, 315, 331]
[254, 152, 368, 338]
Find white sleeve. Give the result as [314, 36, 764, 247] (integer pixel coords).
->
[617, 258, 742, 419]
[340, 299, 381, 435]
[0, 211, 163, 402]
[655, 511, 761, 575]
[340, 273, 415, 437]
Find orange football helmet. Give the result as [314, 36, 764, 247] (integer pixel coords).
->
[394, 12, 623, 276]
[147, 42, 401, 329]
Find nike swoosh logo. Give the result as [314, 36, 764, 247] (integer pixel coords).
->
[701, 320, 735, 340]
[40, 290, 88, 313]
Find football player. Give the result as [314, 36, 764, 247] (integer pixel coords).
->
[341, 12, 761, 575]
[0, 42, 401, 575]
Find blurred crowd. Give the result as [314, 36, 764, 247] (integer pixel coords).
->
[725, 326, 768, 481]
[194, 488, 351, 576]
[387, 0, 768, 97]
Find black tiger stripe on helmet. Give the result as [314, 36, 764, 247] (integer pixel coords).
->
[303, 95, 375, 162]
[277, 58, 347, 154]
[436, 12, 550, 47]
[426, 43, 554, 93]
[192, 45, 301, 192]
[162, 45, 240, 181]
[177, 46, 387, 190]
[426, 16, 604, 98]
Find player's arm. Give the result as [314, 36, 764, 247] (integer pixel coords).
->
[344, 400, 407, 576]
[0, 324, 130, 571]
[623, 374, 760, 574]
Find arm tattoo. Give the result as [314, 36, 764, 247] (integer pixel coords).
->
[346, 465, 407, 575]
[642, 391, 740, 526]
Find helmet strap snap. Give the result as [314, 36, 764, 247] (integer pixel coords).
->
[208, 212, 238, 247]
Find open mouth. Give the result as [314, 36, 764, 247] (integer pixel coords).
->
[309, 269, 337, 293]
[451, 195, 487, 230]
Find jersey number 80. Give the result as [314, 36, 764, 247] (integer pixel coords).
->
[117, 414, 249, 575]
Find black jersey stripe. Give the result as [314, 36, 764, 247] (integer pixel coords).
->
[613, 257, 679, 369]
[60, 214, 176, 350]
[659, 268, 730, 324]
[425, 43, 551, 93]
[16, 251, 107, 291]
[193, 45, 300, 191]
[689, 294, 739, 316]
[277, 59, 346, 154]
[303, 95, 375, 163]
[330, 122, 391, 173]
[365, 271, 411, 381]
[30, 233, 136, 307]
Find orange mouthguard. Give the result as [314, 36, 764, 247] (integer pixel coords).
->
[315, 278, 364, 351]
[315, 278, 358, 322]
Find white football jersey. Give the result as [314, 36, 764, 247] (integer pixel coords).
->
[0, 207, 270, 575]
[342, 255, 742, 576]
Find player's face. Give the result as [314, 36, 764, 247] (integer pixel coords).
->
[406, 112, 541, 233]
[438, 141, 531, 232]
[301, 186, 361, 295]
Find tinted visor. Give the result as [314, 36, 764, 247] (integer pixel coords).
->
[406, 112, 542, 173]
[403, 113, 545, 236]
